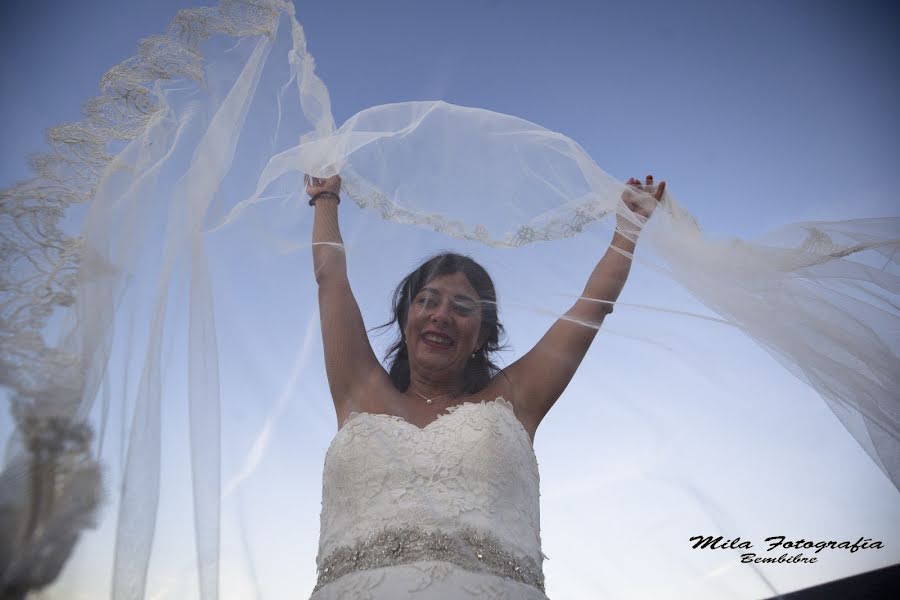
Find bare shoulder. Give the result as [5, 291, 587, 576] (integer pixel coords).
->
[482, 368, 514, 404]
[334, 369, 401, 430]
[483, 369, 537, 443]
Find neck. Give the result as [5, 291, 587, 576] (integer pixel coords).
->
[407, 374, 462, 402]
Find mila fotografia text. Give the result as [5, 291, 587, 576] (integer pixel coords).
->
[689, 535, 884, 564]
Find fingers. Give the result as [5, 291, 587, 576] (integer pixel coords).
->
[305, 174, 341, 185]
[628, 175, 666, 201]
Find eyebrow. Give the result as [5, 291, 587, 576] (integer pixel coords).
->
[419, 287, 477, 305]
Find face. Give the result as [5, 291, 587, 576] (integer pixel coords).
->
[403, 271, 487, 384]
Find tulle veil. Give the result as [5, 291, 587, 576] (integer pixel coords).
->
[1, 0, 898, 598]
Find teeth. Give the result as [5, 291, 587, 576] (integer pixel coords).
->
[424, 334, 452, 345]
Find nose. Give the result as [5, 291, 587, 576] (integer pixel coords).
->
[429, 300, 452, 324]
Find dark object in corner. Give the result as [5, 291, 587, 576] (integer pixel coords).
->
[766, 563, 900, 600]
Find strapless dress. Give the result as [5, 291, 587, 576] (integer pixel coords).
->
[309, 396, 549, 599]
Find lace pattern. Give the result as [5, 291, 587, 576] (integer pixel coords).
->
[0, 2, 296, 597]
[339, 164, 614, 248]
[315, 397, 546, 596]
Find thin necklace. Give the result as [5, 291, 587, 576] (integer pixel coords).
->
[412, 389, 456, 405]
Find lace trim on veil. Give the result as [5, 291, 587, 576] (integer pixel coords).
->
[2, 0, 898, 598]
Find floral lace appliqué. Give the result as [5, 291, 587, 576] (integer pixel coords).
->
[312, 397, 548, 599]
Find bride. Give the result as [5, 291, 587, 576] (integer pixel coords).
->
[305, 173, 664, 597]
[1, 0, 897, 597]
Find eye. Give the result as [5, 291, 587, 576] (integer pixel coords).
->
[417, 296, 437, 308]
[452, 301, 475, 316]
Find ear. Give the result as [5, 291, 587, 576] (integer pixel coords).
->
[477, 329, 489, 352]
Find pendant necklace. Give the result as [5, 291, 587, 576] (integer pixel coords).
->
[412, 390, 455, 405]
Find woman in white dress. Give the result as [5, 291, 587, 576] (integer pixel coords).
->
[305, 173, 665, 598]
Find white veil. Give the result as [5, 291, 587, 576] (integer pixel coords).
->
[1, 1, 897, 598]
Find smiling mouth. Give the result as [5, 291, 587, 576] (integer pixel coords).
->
[422, 333, 454, 348]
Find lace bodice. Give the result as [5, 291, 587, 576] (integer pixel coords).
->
[313, 396, 547, 597]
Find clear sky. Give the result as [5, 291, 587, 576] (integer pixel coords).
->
[1, 1, 898, 599]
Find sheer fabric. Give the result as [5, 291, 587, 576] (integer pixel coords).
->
[0, 0, 897, 598]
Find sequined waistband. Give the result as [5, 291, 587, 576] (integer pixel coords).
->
[314, 525, 545, 593]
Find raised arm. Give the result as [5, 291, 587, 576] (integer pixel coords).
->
[503, 175, 666, 436]
[308, 175, 390, 422]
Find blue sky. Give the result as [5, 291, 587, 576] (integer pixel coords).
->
[4, 0, 899, 229]
[1, 1, 898, 599]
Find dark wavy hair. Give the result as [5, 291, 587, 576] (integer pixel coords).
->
[371, 252, 509, 394]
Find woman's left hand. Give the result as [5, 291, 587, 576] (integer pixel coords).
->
[622, 175, 665, 217]
[617, 174, 666, 235]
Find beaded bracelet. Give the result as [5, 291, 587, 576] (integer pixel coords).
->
[309, 191, 340, 206]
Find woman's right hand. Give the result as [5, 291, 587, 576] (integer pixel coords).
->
[304, 174, 342, 199]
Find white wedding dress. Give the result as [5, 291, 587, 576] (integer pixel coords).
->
[310, 397, 550, 599]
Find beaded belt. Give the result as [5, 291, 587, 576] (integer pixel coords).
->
[314, 525, 545, 593]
